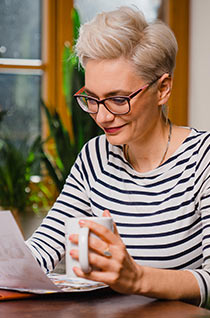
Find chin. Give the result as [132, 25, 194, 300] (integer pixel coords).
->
[105, 134, 127, 146]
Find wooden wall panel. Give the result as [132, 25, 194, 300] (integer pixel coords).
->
[42, 0, 73, 130]
[167, 0, 189, 126]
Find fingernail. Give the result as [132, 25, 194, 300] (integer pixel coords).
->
[69, 234, 74, 241]
[79, 220, 85, 226]
[104, 210, 111, 217]
[70, 250, 74, 256]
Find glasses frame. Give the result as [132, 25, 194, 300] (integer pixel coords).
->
[74, 77, 160, 115]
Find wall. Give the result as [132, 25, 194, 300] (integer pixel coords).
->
[189, 0, 210, 131]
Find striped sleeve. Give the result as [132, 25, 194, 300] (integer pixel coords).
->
[187, 133, 210, 307]
[26, 143, 96, 273]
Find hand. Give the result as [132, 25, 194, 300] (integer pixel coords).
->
[69, 210, 142, 294]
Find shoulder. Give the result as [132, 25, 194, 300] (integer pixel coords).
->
[189, 127, 210, 138]
[176, 127, 210, 150]
[164, 127, 209, 172]
[181, 128, 210, 163]
[188, 128, 210, 149]
[187, 128, 210, 171]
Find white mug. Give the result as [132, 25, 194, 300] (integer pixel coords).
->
[65, 217, 113, 277]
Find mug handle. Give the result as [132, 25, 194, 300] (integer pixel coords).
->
[79, 227, 92, 273]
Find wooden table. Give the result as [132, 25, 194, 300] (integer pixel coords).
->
[0, 288, 210, 318]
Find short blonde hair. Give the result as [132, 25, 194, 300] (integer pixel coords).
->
[75, 6, 178, 82]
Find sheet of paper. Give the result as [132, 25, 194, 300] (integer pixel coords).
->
[0, 211, 107, 294]
[0, 211, 59, 293]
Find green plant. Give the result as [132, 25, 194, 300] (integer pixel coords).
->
[40, 102, 77, 192]
[0, 110, 7, 125]
[40, 8, 102, 192]
[0, 136, 51, 214]
[40, 100, 101, 192]
[62, 8, 102, 150]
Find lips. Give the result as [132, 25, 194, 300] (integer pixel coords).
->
[103, 125, 126, 134]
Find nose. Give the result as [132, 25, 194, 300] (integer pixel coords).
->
[95, 103, 115, 124]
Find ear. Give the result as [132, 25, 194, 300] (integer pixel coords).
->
[157, 73, 173, 106]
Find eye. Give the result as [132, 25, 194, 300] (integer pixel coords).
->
[110, 97, 127, 105]
[87, 98, 97, 105]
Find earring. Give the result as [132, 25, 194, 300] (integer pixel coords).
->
[161, 104, 169, 123]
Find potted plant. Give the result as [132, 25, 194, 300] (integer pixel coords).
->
[0, 116, 52, 232]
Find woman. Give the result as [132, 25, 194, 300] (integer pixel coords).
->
[27, 7, 210, 307]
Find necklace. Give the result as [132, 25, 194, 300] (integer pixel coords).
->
[124, 120, 172, 168]
[158, 120, 172, 166]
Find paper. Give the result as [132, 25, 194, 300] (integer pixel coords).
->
[0, 211, 106, 294]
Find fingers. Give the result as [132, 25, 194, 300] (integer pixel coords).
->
[73, 266, 115, 285]
[69, 214, 123, 253]
[78, 219, 119, 245]
[113, 222, 120, 236]
[70, 233, 110, 257]
[69, 211, 120, 245]
[70, 248, 114, 272]
[72, 248, 130, 288]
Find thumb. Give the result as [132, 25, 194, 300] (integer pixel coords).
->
[103, 209, 111, 217]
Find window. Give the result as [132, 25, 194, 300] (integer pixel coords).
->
[0, 0, 42, 147]
[0, 0, 75, 144]
[74, 0, 162, 23]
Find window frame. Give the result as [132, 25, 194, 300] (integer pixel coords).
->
[166, 0, 189, 126]
[42, 0, 74, 137]
[0, 0, 74, 137]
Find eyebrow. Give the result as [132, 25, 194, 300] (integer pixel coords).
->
[84, 87, 132, 98]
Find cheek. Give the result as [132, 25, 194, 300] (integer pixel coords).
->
[90, 113, 96, 122]
[127, 102, 158, 130]
[131, 95, 159, 119]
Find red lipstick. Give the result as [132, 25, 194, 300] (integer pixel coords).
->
[104, 125, 125, 134]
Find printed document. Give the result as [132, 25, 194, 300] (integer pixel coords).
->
[0, 211, 106, 293]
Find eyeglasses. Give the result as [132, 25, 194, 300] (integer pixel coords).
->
[73, 77, 160, 115]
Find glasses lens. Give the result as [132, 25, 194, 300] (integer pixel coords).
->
[75, 90, 130, 115]
[105, 97, 129, 114]
[76, 96, 98, 113]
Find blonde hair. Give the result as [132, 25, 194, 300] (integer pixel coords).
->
[75, 6, 178, 82]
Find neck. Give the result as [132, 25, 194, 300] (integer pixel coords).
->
[124, 120, 172, 173]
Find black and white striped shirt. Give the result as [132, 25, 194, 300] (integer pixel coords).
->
[27, 128, 210, 306]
